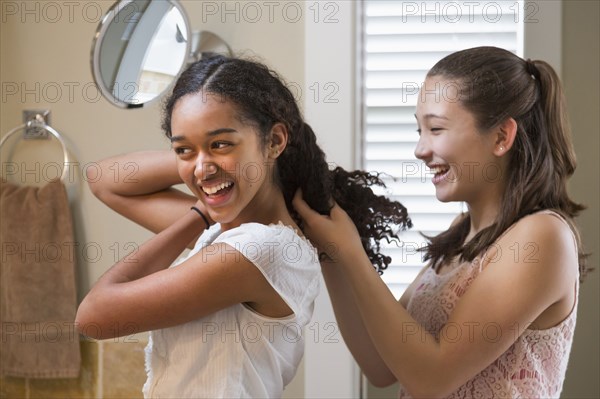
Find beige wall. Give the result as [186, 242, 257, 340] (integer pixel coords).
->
[561, 1, 600, 398]
[0, 0, 305, 397]
[0, 0, 305, 293]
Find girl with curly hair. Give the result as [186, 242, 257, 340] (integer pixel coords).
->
[294, 46, 588, 398]
[75, 55, 410, 398]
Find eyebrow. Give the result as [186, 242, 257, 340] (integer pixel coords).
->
[170, 128, 238, 143]
[414, 113, 449, 121]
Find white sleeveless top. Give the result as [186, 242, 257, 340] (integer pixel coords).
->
[143, 222, 320, 398]
[398, 211, 579, 398]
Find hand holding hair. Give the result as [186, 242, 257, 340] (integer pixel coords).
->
[292, 189, 362, 264]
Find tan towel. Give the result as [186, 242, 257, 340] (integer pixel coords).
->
[0, 179, 81, 378]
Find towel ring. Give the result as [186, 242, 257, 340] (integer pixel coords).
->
[0, 118, 71, 182]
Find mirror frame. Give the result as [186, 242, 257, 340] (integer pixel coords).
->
[90, 0, 192, 109]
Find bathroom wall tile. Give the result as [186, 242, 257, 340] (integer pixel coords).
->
[102, 340, 146, 399]
[0, 376, 27, 399]
[28, 340, 97, 399]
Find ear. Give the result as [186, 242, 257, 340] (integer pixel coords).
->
[492, 117, 517, 157]
[267, 123, 288, 159]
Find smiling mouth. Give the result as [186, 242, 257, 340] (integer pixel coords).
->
[201, 181, 234, 197]
[431, 165, 449, 176]
[430, 165, 450, 184]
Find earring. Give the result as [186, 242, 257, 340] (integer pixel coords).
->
[499, 146, 505, 152]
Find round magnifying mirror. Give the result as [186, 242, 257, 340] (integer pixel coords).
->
[91, 0, 191, 108]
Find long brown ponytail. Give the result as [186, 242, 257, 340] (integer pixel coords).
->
[422, 47, 588, 279]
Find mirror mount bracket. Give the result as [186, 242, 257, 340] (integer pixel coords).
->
[189, 31, 232, 64]
[91, 1, 231, 109]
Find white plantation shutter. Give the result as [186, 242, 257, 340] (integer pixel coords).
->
[361, 0, 524, 299]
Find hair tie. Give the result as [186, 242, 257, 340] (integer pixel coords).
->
[525, 59, 539, 80]
[190, 206, 210, 228]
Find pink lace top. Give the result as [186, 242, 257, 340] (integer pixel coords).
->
[398, 212, 578, 398]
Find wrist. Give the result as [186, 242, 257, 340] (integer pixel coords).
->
[341, 245, 373, 270]
[190, 206, 211, 229]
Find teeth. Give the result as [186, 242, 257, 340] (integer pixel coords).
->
[430, 166, 448, 175]
[202, 181, 233, 195]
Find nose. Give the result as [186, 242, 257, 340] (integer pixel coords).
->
[194, 156, 218, 181]
[414, 134, 431, 161]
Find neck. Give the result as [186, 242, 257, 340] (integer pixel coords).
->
[221, 184, 293, 231]
[465, 182, 505, 242]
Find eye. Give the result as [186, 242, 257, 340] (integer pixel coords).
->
[212, 141, 232, 149]
[172, 146, 192, 155]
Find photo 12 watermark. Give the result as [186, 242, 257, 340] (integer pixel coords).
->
[1, 240, 141, 265]
[1, 1, 106, 24]
[198, 1, 341, 24]
[0, 81, 144, 105]
[396, 1, 539, 24]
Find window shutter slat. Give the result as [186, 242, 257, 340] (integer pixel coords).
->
[366, 33, 518, 53]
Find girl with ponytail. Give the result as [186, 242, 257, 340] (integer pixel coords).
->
[76, 55, 409, 398]
[294, 46, 588, 398]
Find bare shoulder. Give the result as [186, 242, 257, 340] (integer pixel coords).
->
[435, 212, 579, 385]
[513, 211, 575, 237]
[79, 241, 291, 339]
[496, 212, 578, 267]
[482, 211, 578, 305]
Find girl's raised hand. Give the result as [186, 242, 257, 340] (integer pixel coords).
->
[292, 190, 362, 263]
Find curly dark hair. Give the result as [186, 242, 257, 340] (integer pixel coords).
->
[162, 54, 412, 273]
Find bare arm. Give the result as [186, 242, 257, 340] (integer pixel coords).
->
[295, 190, 431, 387]
[88, 151, 201, 236]
[294, 195, 578, 398]
[322, 259, 430, 387]
[320, 210, 457, 385]
[321, 260, 397, 387]
[75, 208, 288, 339]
